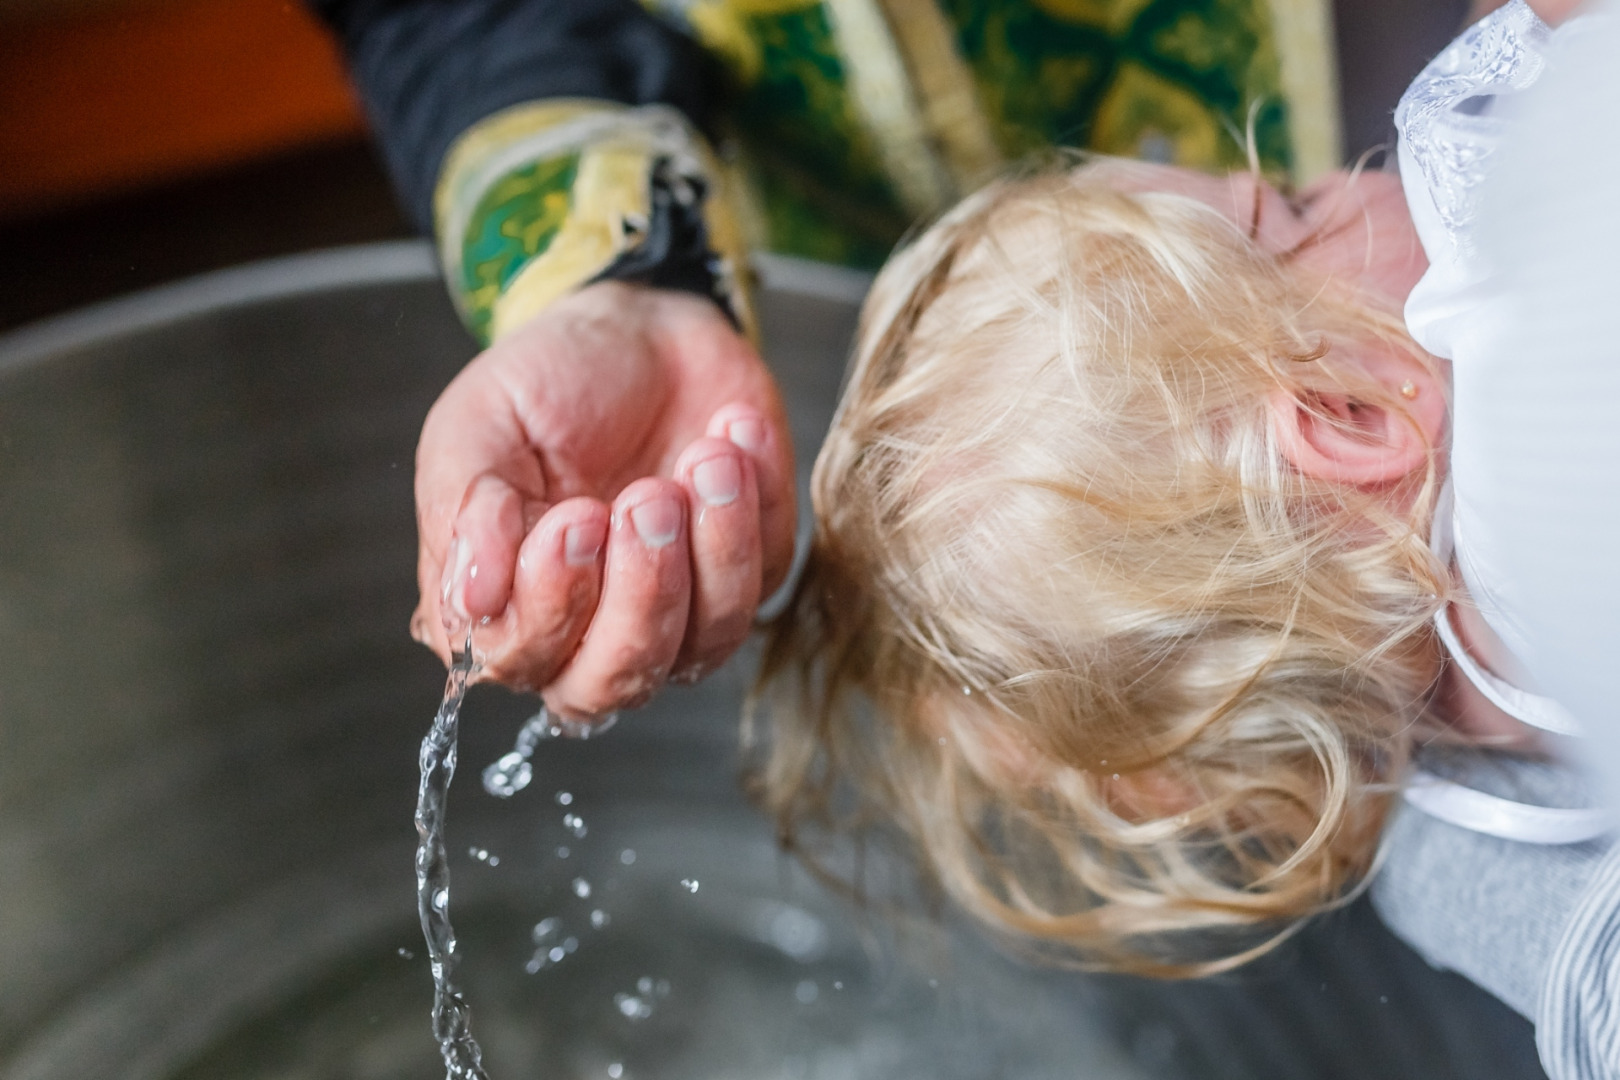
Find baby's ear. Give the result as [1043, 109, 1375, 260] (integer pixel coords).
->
[1269, 366, 1445, 486]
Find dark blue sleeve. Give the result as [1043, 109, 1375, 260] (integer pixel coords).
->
[309, 0, 720, 233]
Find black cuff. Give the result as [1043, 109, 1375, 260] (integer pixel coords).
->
[588, 155, 739, 328]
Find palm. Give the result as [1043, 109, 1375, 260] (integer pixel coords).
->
[412, 283, 795, 714]
[506, 294, 778, 504]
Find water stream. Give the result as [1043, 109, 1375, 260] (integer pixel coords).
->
[416, 628, 622, 1079]
[414, 631, 491, 1080]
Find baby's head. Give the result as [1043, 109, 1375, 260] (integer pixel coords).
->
[755, 159, 1449, 975]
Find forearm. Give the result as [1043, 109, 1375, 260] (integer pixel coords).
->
[309, 0, 720, 233]
[309, 0, 748, 345]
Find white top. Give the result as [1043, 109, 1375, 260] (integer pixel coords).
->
[1395, 0, 1619, 844]
[1398, 0, 1555, 681]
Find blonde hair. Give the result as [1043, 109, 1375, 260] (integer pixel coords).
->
[751, 159, 1448, 977]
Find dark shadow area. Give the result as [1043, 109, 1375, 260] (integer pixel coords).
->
[1335, 0, 1471, 162]
[0, 137, 412, 333]
[1095, 897, 1548, 1080]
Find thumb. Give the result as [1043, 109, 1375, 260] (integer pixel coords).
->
[441, 472, 538, 630]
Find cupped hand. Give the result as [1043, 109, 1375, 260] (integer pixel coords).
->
[411, 282, 795, 718]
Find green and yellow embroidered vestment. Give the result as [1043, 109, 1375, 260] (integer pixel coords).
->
[434, 0, 1339, 343]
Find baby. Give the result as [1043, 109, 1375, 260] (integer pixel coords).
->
[752, 155, 1457, 976]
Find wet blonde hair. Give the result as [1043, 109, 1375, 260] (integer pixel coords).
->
[751, 159, 1447, 976]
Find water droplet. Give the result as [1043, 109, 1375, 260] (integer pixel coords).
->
[591, 909, 610, 929]
[563, 936, 579, 954]
[532, 917, 560, 944]
[397, 947, 415, 959]
[525, 956, 544, 975]
[573, 877, 593, 899]
[559, 713, 618, 740]
[833, 980, 844, 991]
[620, 848, 637, 865]
[548, 945, 566, 963]
[433, 888, 449, 911]
[680, 878, 700, 893]
[614, 992, 654, 1021]
[563, 813, 587, 838]
[482, 752, 533, 798]
[556, 845, 571, 859]
[753, 902, 829, 961]
[795, 979, 819, 1004]
[637, 976, 654, 995]
[607, 1066, 624, 1080]
[556, 790, 574, 806]
[468, 846, 499, 866]
[962, 685, 972, 695]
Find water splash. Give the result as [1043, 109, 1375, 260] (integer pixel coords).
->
[420, 647, 624, 1073]
[523, 919, 580, 974]
[614, 976, 672, 1022]
[414, 631, 490, 1079]
[481, 710, 618, 799]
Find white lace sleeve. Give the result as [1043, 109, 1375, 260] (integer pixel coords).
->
[1396, 0, 1552, 360]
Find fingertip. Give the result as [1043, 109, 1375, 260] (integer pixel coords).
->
[563, 516, 609, 567]
[517, 497, 609, 579]
[675, 437, 755, 511]
[707, 402, 770, 456]
[706, 405, 795, 595]
[614, 478, 687, 551]
[448, 474, 526, 619]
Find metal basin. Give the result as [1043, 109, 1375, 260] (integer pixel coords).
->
[0, 244, 1545, 1080]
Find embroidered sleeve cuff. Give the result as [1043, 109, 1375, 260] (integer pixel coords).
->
[433, 100, 753, 345]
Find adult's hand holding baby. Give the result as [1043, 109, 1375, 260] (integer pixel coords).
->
[411, 281, 795, 719]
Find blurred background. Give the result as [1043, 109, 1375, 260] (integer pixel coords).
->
[0, 0, 410, 332]
[0, 0, 1466, 335]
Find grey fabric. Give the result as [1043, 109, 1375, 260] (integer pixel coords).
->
[1537, 842, 1620, 1080]
[1373, 749, 1620, 1078]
